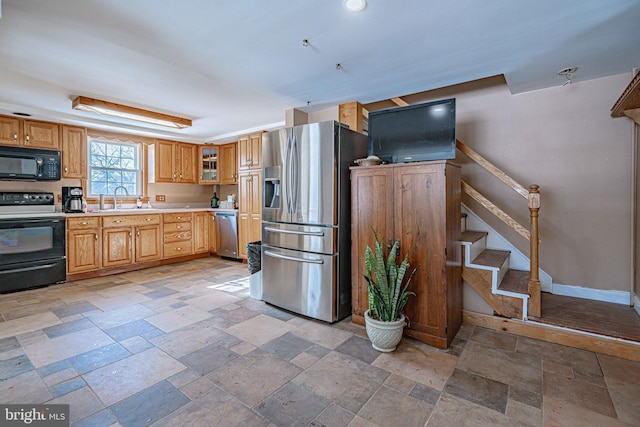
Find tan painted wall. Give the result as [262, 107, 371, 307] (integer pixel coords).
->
[368, 73, 634, 293]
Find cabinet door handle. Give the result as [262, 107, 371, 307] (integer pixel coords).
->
[95, 233, 98, 240]
[175, 247, 182, 251]
[80, 221, 88, 225]
[114, 220, 122, 223]
[176, 216, 182, 219]
[25, 134, 30, 142]
[13, 132, 18, 141]
[129, 232, 132, 237]
[136, 230, 140, 236]
[145, 218, 152, 221]
[176, 234, 182, 238]
[176, 225, 182, 229]
[64, 166, 68, 173]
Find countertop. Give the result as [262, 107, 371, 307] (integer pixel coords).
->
[65, 207, 238, 217]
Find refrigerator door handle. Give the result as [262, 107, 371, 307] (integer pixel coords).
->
[264, 249, 324, 265]
[285, 134, 292, 213]
[263, 226, 325, 237]
[291, 134, 299, 213]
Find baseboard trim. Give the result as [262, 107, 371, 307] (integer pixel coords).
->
[552, 283, 631, 305]
[635, 294, 640, 316]
[463, 310, 640, 363]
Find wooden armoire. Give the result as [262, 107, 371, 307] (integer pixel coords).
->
[350, 160, 462, 349]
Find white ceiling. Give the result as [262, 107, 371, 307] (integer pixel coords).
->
[0, 0, 639, 143]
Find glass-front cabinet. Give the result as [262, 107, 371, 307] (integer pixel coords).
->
[199, 146, 219, 184]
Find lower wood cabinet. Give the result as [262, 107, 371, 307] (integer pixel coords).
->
[238, 170, 262, 259]
[193, 212, 209, 254]
[209, 213, 217, 253]
[351, 161, 462, 349]
[163, 212, 193, 258]
[135, 224, 163, 263]
[102, 227, 134, 268]
[67, 217, 101, 274]
[102, 214, 162, 267]
[66, 210, 212, 279]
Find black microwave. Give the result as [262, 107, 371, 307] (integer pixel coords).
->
[0, 146, 61, 181]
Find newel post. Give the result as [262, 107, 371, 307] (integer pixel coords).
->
[527, 185, 541, 318]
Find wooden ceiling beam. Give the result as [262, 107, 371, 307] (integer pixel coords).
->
[391, 97, 410, 107]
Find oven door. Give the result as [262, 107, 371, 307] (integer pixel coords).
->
[0, 217, 65, 266]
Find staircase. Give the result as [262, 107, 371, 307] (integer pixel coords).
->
[460, 214, 531, 320]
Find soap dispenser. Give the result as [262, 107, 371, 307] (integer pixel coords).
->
[136, 196, 143, 208]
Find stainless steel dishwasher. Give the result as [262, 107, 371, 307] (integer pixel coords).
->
[215, 211, 239, 259]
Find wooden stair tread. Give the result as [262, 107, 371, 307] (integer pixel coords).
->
[498, 269, 529, 295]
[461, 231, 487, 243]
[471, 249, 510, 268]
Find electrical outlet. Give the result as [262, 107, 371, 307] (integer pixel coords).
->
[156, 195, 166, 202]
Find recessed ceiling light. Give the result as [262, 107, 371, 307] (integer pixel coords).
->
[344, 0, 367, 12]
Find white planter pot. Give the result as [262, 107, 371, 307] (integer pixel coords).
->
[364, 310, 406, 352]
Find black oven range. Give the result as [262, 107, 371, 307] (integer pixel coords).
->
[0, 191, 66, 293]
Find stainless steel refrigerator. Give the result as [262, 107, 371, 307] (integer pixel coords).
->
[261, 121, 367, 322]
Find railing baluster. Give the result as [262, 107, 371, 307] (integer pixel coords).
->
[528, 185, 541, 317]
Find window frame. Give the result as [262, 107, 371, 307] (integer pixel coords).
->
[86, 137, 143, 199]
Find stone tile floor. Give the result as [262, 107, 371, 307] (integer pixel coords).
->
[0, 257, 638, 426]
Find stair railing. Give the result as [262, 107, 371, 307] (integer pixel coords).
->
[456, 139, 541, 317]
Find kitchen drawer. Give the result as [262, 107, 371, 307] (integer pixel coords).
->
[102, 214, 160, 227]
[67, 216, 100, 229]
[163, 230, 192, 243]
[163, 241, 193, 258]
[163, 221, 191, 233]
[163, 212, 193, 223]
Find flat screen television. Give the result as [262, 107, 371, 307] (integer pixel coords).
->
[368, 98, 456, 163]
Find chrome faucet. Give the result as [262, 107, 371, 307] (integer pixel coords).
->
[113, 186, 129, 210]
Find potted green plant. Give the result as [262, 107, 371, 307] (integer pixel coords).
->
[363, 231, 417, 352]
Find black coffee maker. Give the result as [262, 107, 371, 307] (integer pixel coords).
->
[62, 186, 84, 213]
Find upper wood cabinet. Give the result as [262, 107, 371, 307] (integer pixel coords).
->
[199, 146, 219, 184]
[24, 120, 60, 149]
[61, 126, 87, 179]
[151, 139, 196, 184]
[0, 116, 20, 146]
[177, 142, 196, 183]
[219, 142, 238, 184]
[0, 115, 60, 149]
[153, 139, 177, 182]
[238, 132, 262, 171]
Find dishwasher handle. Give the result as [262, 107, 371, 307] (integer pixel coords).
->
[215, 212, 237, 217]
